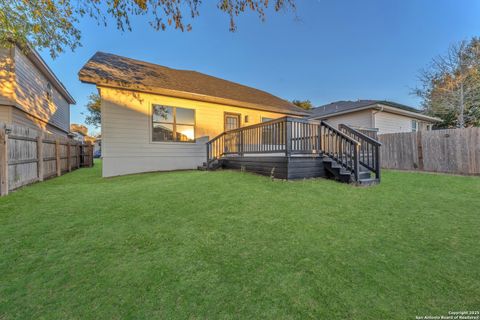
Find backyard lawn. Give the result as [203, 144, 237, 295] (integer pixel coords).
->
[0, 160, 479, 319]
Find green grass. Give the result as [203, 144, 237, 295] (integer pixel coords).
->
[1, 160, 479, 319]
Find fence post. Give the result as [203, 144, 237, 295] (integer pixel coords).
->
[416, 130, 424, 171]
[0, 128, 8, 196]
[77, 143, 80, 169]
[37, 132, 44, 182]
[67, 141, 71, 172]
[55, 139, 61, 176]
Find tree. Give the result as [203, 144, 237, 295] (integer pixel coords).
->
[292, 99, 313, 110]
[70, 123, 88, 135]
[84, 93, 101, 128]
[0, 0, 296, 58]
[414, 38, 480, 128]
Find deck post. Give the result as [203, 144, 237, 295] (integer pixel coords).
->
[375, 144, 381, 181]
[239, 131, 243, 156]
[285, 118, 292, 157]
[353, 143, 360, 182]
[318, 124, 323, 154]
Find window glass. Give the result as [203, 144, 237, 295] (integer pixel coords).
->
[176, 125, 195, 142]
[411, 120, 418, 132]
[152, 105, 195, 142]
[153, 105, 174, 123]
[153, 123, 174, 141]
[176, 108, 195, 125]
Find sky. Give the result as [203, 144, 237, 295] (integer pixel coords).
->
[41, 0, 480, 135]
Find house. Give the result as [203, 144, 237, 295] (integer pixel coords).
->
[0, 43, 76, 136]
[78, 52, 308, 177]
[70, 130, 86, 142]
[308, 100, 440, 134]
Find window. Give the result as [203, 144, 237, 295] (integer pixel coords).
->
[411, 120, 418, 132]
[152, 105, 195, 142]
[46, 83, 53, 102]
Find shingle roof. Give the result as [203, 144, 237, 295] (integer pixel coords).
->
[309, 100, 425, 118]
[78, 52, 308, 116]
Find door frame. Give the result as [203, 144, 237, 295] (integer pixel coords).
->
[224, 112, 241, 131]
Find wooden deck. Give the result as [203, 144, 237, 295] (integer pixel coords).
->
[205, 117, 382, 184]
[221, 155, 325, 180]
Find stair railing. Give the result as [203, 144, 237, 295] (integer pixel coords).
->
[206, 132, 225, 168]
[320, 121, 361, 181]
[206, 117, 363, 181]
[338, 124, 382, 181]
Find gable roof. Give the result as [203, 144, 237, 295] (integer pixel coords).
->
[309, 100, 440, 122]
[78, 52, 308, 116]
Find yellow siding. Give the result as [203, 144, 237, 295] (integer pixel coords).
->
[100, 86, 289, 176]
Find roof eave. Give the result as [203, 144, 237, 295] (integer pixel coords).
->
[309, 103, 441, 122]
[79, 76, 308, 116]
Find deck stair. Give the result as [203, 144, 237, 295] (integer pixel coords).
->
[322, 157, 378, 185]
[203, 117, 382, 185]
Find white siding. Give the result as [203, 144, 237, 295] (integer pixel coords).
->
[101, 87, 289, 177]
[13, 48, 70, 133]
[374, 111, 416, 134]
[322, 110, 373, 129]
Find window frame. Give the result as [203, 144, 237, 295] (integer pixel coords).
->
[224, 112, 241, 131]
[411, 120, 418, 132]
[46, 82, 53, 103]
[151, 104, 196, 143]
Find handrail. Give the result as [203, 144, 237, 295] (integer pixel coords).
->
[205, 117, 369, 182]
[224, 116, 289, 134]
[339, 124, 382, 146]
[321, 121, 361, 145]
[338, 124, 381, 181]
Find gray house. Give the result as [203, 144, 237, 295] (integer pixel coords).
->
[309, 100, 440, 134]
[0, 43, 75, 136]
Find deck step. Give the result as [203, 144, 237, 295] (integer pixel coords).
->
[198, 159, 223, 171]
[357, 178, 380, 186]
[322, 156, 376, 185]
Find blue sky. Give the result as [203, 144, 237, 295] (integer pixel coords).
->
[41, 0, 480, 134]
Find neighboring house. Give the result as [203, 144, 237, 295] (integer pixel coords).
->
[70, 130, 86, 142]
[78, 52, 308, 177]
[0, 43, 76, 136]
[309, 100, 440, 134]
[93, 137, 101, 154]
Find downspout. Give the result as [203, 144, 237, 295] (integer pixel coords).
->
[371, 105, 384, 129]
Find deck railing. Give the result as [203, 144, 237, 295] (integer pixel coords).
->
[206, 117, 370, 180]
[339, 124, 382, 180]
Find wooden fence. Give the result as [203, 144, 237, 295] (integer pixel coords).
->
[378, 128, 480, 175]
[0, 123, 94, 196]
